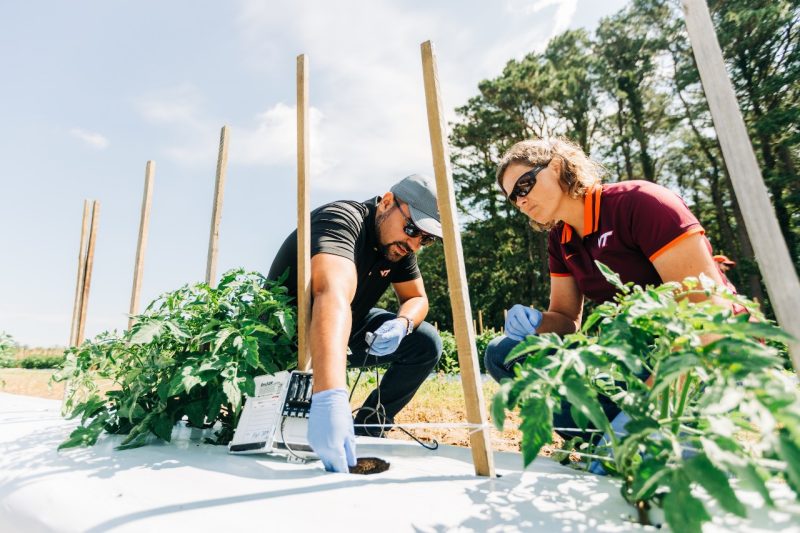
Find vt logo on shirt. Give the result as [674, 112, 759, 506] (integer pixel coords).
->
[380, 269, 391, 277]
[598, 230, 614, 248]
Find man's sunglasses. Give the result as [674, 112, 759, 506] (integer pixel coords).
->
[506, 164, 548, 204]
[394, 199, 438, 246]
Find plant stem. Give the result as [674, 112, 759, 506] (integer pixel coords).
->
[673, 373, 694, 433]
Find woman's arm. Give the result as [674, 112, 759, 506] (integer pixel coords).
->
[539, 275, 585, 335]
[651, 232, 727, 302]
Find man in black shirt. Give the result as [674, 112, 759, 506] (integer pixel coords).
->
[267, 174, 443, 473]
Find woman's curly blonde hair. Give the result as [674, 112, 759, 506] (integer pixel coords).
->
[496, 137, 605, 231]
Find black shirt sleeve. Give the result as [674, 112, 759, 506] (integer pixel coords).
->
[389, 253, 421, 283]
[310, 202, 364, 262]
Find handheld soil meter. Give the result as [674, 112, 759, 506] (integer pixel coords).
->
[228, 371, 316, 462]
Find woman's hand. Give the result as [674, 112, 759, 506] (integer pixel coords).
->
[504, 304, 543, 341]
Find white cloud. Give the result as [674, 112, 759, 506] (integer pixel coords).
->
[135, 1, 569, 194]
[138, 84, 206, 127]
[69, 128, 109, 149]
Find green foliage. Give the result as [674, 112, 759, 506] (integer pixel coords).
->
[437, 330, 459, 374]
[54, 269, 296, 450]
[493, 263, 799, 529]
[436, 328, 501, 374]
[437, 0, 800, 341]
[19, 354, 65, 369]
[0, 331, 16, 368]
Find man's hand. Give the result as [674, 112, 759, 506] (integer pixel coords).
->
[366, 318, 408, 356]
[504, 304, 543, 341]
[308, 388, 357, 473]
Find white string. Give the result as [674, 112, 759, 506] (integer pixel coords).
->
[353, 423, 601, 432]
[354, 423, 789, 474]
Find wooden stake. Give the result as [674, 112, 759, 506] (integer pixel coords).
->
[76, 201, 100, 346]
[682, 0, 800, 374]
[206, 126, 230, 288]
[478, 310, 484, 334]
[128, 161, 155, 328]
[69, 200, 91, 347]
[297, 54, 312, 371]
[421, 40, 494, 477]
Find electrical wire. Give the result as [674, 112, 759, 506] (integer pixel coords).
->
[350, 327, 439, 450]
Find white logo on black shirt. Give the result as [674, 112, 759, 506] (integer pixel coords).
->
[380, 269, 390, 277]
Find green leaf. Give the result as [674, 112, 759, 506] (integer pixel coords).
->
[732, 462, 775, 508]
[662, 470, 711, 533]
[242, 338, 260, 369]
[58, 417, 106, 450]
[206, 390, 225, 422]
[631, 457, 671, 501]
[519, 397, 552, 466]
[178, 365, 202, 394]
[275, 310, 295, 338]
[563, 374, 609, 434]
[595, 261, 627, 293]
[684, 454, 747, 518]
[184, 401, 206, 428]
[151, 414, 174, 442]
[212, 327, 236, 356]
[492, 384, 510, 430]
[128, 320, 164, 345]
[240, 375, 256, 397]
[163, 320, 190, 339]
[778, 430, 800, 493]
[223, 378, 242, 411]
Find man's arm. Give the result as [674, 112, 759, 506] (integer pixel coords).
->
[309, 253, 357, 392]
[391, 277, 429, 329]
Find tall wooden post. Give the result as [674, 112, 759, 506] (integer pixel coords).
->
[206, 126, 230, 288]
[64, 199, 99, 412]
[128, 161, 155, 328]
[69, 200, 91, 347]
[682, 0, 800, 375]
[297, 54, 312, 371]
[76, 201, 100, 346]
[421, 40, 494, 477]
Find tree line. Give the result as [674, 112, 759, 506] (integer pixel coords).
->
[408, 0, 799, 332]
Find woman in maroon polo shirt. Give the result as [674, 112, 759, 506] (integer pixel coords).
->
[484, 137, 732, 452]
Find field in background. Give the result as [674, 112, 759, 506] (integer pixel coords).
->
[0, 366, 532, 453]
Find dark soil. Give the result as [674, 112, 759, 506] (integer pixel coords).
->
[349, 457, 390, 475]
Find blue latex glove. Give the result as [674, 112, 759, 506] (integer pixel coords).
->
[366, 318, 408, 356]
[308, 388, 357, 473]
[588, 411, 630, 476]
[504, 304, 543, 341]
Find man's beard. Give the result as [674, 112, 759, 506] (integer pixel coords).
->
[375, 209, 412, 262]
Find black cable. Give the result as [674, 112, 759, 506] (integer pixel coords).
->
[349, 326, 439, 450]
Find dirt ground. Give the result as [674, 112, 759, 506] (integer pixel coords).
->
[0, 368, 557, 454]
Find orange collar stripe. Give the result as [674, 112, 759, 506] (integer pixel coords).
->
[593, 186, 602, 232]
[561, 224, 573, 243]
[582, 183, 602, 235]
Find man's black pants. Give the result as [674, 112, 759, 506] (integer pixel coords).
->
[347, 308, 442, 437]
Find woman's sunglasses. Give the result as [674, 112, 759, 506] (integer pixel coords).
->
[394, 200, 438, 246]
[506, 164, 548, 204]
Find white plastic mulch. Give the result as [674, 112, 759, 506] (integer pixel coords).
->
[1, 392, 798, 532]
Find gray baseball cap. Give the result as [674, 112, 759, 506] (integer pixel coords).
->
[390, 174, 442, 238]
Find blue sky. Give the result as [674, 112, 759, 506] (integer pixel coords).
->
[1, 0, 628, 346]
